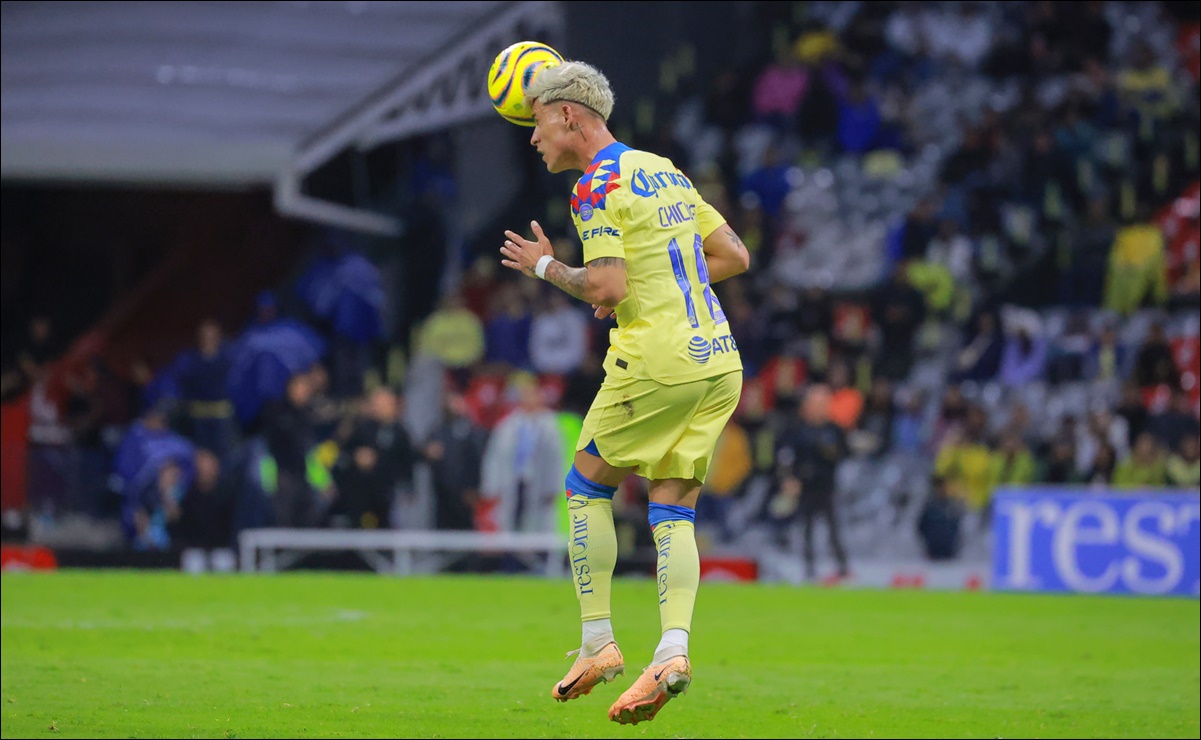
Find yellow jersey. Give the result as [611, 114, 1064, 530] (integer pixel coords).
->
[570, 142, 742, 385]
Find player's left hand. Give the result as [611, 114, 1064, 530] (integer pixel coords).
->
[500, 220, 553, 277]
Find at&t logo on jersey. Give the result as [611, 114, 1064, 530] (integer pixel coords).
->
[688, 334, 738, 364]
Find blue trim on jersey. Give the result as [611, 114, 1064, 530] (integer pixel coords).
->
[583, 438, 600, 457]
[565, 465, 617, 500]
[591, 142, 632, 170]
[648, 503, 696, 528]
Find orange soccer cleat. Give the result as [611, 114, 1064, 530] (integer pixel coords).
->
[607, 655, 691, 725]
[551, 641, 625, 702]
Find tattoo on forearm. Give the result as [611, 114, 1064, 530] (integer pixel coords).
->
[544, 261, 591, 300]
[545, 257, 624, 302]
[724, 228, 745, 252]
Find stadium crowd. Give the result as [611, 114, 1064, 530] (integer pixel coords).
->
[2, 1, 1198, 576]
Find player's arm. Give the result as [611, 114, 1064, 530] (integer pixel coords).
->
[693, 194, 750, 283]
[500, 221, 627, 307]
[544, 257, 627, 307]
[701, 225, 751, 283]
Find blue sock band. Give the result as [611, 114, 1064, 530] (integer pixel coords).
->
[565, 465, 617, 500]
[648, 502, 696, 529]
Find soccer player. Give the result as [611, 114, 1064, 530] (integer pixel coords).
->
[498, 60, 749, 725]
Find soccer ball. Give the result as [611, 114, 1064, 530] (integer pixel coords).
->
[488, 41, 563, 126]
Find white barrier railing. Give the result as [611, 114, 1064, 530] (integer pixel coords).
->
[238, 528, 567, 577]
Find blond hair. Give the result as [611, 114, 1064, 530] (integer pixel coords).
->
[524, 61, 614, 121]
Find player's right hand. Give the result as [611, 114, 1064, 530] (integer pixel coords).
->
[593, 304, 615, 320]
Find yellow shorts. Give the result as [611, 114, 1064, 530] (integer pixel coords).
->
[577, 370, 743, 482]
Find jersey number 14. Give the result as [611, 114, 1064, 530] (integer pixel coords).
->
[668, 234, 726, 329]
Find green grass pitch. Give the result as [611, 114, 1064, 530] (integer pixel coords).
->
[1, 571, 1197, 738]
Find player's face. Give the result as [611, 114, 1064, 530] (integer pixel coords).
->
[530, 101, 573, 173]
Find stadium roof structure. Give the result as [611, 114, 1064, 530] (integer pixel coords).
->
[1, 0, 565, 234]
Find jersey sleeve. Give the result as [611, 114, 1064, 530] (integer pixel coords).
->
[694, 192, 728, 240]
[574, 184, 627, 263]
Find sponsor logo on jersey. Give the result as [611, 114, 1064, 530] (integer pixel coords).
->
[688, 334, 739, 364]
[630, 168, 694, 199]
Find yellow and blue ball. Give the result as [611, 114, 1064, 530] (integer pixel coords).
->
[487, 41, 564, 126]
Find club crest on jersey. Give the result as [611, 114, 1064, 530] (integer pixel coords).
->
[571, 159, 620, 216]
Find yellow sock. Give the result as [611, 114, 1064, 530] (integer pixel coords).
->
[652, 520, 699, 633]
[567, 495, 617, 622]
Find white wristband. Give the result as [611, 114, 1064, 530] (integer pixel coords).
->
[534, 254, 555, 279]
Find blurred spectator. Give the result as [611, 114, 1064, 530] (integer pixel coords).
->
[330, 387, 413, 530]
[851, 377, 895, 458]
[999, 401, 1039, 452]
[27, 373, 75, 524]
[416, 290, 486, 372]
[175, 319, 237, 462]
[479, 373, 563, 533]
[422, 390, 488, 531]
[1115, 381, 1151, 447]
[896, 197, 941, 263]
[1132, 321, 1181, 388]
[130, 460, 186, 551]
[460, 255, 500, 320]
[1116, 41, 1177, 139]
[529, 290, 589, 376]
[826, 361, 864, 431]
[1065, 196, 1116, 307]
[951, 310, 1004, 383]
[1104, 207, 1168, 316]
[1084, 323, 1131, 383]
[63, 361, 108, 517]
[935, 405, 993, 511]
[999, 315, 1047, 388]
[751, 43, 810, 131]
[739, 377, 790, 480]
[836, 78, 883, 154]
[1112, 432, 1168, 488]
[1166, 433, 1200, 488]
[930, 385, 970, 453]
[1046, 313, 1093, 384]
[1041, 435, 1083, 484]
[891, 387, 929, 456]
[1075, 409, 1128, 479]
[987, 433, 1039, 505]
[739, 141, 794, 225]
[261, 372, 325, 527]
[173, 448, 235, 550]
[871, 262, 926, 382]
[1147, 387, 1198, 452]
[926, 219, 975, 283]
[1, 315, 56, 399]
[1083, 439, 1118, 486]
[295, 246, 386, 399]
[483, 283, 534, 371]
[917, 476, 964, 561]
[771, 384, 849, 580]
